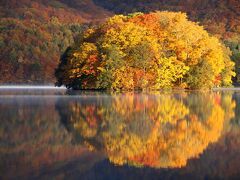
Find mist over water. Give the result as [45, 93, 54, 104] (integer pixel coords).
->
[0, 85, 65, 89]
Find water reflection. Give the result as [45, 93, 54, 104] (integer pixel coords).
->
[1, 89, 240, 179]
[57, 92, 235, 168]
[0, 94, 97, 179]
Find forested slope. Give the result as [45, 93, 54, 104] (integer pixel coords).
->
[0, 0, 111, 83]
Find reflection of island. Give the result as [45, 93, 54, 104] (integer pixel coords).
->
[0, 97, 95, 179]
[58, 92, 233, 168]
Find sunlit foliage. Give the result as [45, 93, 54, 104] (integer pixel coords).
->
[56, 12, 235, 90]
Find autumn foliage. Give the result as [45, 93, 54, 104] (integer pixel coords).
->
[0, 0, 111, 83]
[55, 12, 235, 90]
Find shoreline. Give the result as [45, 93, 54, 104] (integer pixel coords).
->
[0, 85, 240, 92]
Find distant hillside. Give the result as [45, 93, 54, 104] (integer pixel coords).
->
[93, 0, 240, 39]
[0, 0, 111, 83]
[0, 0, 111, 22]
[0, 0, 239, 84]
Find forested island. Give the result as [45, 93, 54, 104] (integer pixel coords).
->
[55, 12, 235, 90]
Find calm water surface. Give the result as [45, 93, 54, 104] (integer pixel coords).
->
[1, 87, 240, 179]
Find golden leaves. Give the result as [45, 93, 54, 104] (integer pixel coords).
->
[56, 11, 235, 90]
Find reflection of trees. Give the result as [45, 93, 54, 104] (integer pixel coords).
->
[59, 92, 234, 168]
[0, 97, 87, 178]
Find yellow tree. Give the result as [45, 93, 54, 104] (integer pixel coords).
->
[55, 11, 235, 90]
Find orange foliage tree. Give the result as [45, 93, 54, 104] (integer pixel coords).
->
[56, 12, 235, 90]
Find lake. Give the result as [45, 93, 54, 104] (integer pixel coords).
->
[1, 87, 240, 179]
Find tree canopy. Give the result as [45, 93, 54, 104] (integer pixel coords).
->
[55, 11, 235, 90]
